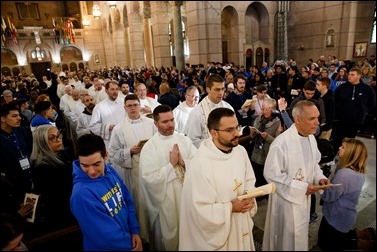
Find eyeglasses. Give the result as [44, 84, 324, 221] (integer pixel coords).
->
[48, 133, 63, 142]
[125, 104, 140, 108]
[214, 125, 242, 134]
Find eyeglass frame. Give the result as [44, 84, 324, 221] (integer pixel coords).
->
[186, 94, 200, 100]
[214, 125, 242, 134]
[48, 132, 63, 142]
[125, 103, 140, 108]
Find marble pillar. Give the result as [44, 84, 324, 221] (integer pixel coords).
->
[170, 1, 185, 72]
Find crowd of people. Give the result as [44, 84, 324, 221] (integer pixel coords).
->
[1, 53, 376, 251]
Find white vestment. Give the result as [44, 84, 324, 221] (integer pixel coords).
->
[184, 96, 234, 148]
[88, 86, 108, 104]
[70, 101, 85, 125]
[76, 111, 92, 138]
[139, 97, 160, 115]
[262, 124, 326, 251]
[56, 83, 66, 98]
[172, 101, 194, 134]
[108, 115, 157, 242]
[89, 97, 125, 148]
[139, 132, 197, 250]
[179, 138, 257, 251]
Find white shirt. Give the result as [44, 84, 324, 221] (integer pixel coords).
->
[172, 101, 195, 134]
[89, 97, 125, 148]
[185, 96, 234, 148]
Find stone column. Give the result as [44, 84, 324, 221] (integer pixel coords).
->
[128, 2, 146, 67]
[112, 9, 127, 67]
[150, 1, 171, 68]
[170, 1, 185, 72]
[185, 1, 222, 64]
[143, 14, 154, 67]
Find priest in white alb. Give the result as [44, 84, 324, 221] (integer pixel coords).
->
[108, 94, 156, 243]
[89, 80, 125, 149]
[179, 107, 257, 251]
[139, 105, 197, 251]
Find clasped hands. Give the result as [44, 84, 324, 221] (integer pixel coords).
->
[231, 197, 255, 214]
[169, 143, 185, 167]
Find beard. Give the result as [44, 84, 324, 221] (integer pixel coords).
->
[218, 136, 239, 148]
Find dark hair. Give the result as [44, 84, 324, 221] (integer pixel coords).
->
[207, 107, 235, 131]
[76, 134, 106, 157]
[34, 100, 52, 114]
[0, 212, 26, 249]
[152, 104, 172, 121]
[124, 94, 140, 104]
[303, 80, 317, 91]
[206, 74, 224, 89]
[317, 77, 331, 89]
[0, 103, 19, 117]
[17, 98, 28, 107]
[256, 84, 268, 93]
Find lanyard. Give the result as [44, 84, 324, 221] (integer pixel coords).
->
[5, 132, 25, 158]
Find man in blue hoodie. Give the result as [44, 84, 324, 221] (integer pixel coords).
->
[70, 133, 143, 251]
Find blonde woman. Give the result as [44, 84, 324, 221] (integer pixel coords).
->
[360, 64, 373, 85]
[318, 138, 368, 250]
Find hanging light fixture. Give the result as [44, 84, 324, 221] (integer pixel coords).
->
[82, 17, 90, 27]
[92, 4, 101, 19]
[108, 1, 117, 8]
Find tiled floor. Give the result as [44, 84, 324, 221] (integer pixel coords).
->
[252, 136, 376, 251]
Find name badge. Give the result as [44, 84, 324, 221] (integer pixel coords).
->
[19, 157, 31, 170]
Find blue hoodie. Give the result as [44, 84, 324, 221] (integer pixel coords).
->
[70, 160, 140, 251]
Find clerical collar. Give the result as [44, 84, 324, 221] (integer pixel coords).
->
[127, 117, 142, 124]
[298, 131, 308, 137]
[217, 147, 232, 154]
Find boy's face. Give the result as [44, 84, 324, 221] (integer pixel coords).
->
[78, 152, 107, 179]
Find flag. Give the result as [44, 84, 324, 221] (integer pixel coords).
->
[1, 17, 6, 47]
[6, 16, 17, 45]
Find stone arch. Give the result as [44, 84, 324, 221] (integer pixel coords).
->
[221, 6, 239, 64]
[1, 48, 18, 66]
[60, 46, 83, 62]
[256, 47, 263, 68]
[69, 62, 78, 72]
[246, 48, 253, 70]
[244, 2, 271, 66]
[245, 2, 269, 44]
[60, 46, 83, 71]
[325, 28, 336, 48]
[78, 62, 85, 70]
[1, 66, 12, 76]
[12, 67, 21, 76]
[62, 63, 69, 72]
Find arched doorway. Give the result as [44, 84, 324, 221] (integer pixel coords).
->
[256, 47, 263, 68]
[246, 48, 253, 70]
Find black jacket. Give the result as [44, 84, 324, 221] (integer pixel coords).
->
[334, 81, 376, 125]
